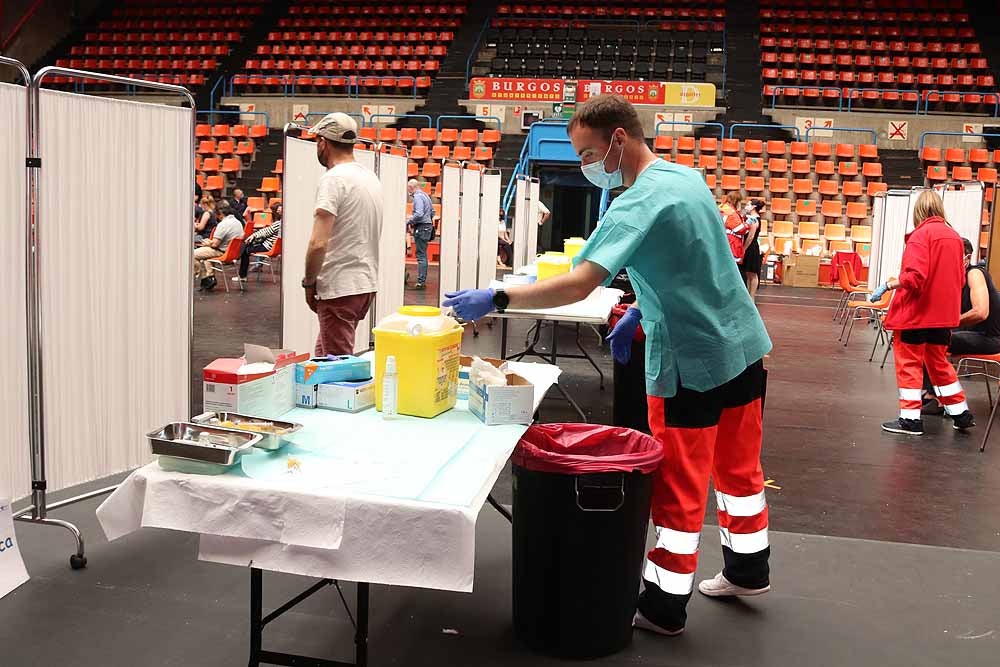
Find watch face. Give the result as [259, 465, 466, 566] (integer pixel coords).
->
[494, 290, 510, 310]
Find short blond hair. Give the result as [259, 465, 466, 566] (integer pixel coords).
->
[913, 189, 946, 226]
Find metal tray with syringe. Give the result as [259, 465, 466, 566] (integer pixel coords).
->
[148, 422, 262, 466]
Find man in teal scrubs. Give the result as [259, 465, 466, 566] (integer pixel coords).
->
[445, 94, 773, 636]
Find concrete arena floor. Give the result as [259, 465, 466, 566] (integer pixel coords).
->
[2, 279, 999, 666]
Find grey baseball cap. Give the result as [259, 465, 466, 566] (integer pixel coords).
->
[309, 112, 359, 144]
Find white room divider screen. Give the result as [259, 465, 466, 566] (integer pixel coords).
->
[527, 179, 541, 263]
[938, 183, 985, 263]
[871, 185, 985, 290]
[511, 177, 529, 269]
[869, 190, 916, 289]
[374, 151, 407, 325]
[459, 167, 483, 289]
[37, 89, 192, 492]
[281, 134, 407, 355]
[438, 162, 462, 305]
[0, 81, 30, 501]
[281, 134, 328, 356]
[479, 171, 502, 290]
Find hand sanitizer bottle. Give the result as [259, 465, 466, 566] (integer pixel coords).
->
[382, 355, 398, 419]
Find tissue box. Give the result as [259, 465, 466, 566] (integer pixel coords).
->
[295, 355, 371, 386]
[203, 345, 309, 417]
[466, 357, 535, 425]
[457, 364, 472, 401]
[318, 379, 375, 413]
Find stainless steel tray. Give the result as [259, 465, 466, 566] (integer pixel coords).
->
[147, 422, 262, 466]
[190, 411, 303, 451]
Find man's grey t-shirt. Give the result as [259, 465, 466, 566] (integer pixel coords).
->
[213, 215, 245, 253]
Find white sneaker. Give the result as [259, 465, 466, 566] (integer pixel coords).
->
[632, 610, 684, 637]
[698, 572, 770, 598]
[231, 276, 247, 283]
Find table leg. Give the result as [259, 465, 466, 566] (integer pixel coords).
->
[355, 583, 370, 667]
[574, 323, 605, 389]
[500, 319, 509, 361]
[509, 319, 543, 362]
[488, 493, 513, 523]
[550, 321, 588, 422]
[248, 568, 263, 667]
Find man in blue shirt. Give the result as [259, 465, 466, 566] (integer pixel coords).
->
[444, 95, 773, 637]
[406, 179, 435, 289]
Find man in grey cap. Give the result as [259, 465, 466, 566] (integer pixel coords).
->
[301, 112, 384, 355]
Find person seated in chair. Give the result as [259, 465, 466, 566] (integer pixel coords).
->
[922, 237, 1000, 415]
[194, 200, 244, 291]
[234, 203, 282, 283]
[497, 207, 513, 269]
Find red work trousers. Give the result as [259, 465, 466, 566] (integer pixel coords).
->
[894, 328, 968, 420]
[637, 361, 770, 631]
[314, 292, 375, 357]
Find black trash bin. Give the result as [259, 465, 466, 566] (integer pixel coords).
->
[511, 424, 663, 659]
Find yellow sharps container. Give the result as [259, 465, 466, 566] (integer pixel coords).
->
[536, 252, 571, 281]
[563, 237, 586, 260]
[373, 306, 463, 418]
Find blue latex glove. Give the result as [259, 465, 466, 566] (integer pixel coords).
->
[607, 307, 642, 365]
[443, 288, 496, 322]
[869, 282, 889, 302]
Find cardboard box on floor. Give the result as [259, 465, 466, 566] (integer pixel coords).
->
[462, 355, 535, 426]
[782, 255, 821, 288]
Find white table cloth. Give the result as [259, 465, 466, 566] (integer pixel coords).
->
[97, 362, 561, 593]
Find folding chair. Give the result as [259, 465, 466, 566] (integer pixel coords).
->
[841, 290, 891, 346]
[207, 237, 245, 293]
[944, 352, 1000, 451]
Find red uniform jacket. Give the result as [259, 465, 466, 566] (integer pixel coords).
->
[884, 216, 966, 331]
[720, 203, 748, 263]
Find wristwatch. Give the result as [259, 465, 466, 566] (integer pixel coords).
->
[301, 279, 316, 289]
[492, 287, 509, 313]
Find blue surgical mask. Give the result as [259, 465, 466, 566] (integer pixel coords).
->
[581, 139, 624, 190]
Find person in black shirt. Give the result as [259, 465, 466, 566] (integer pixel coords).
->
[742, 199, 765, 301]
[923, 238, 1000, 413]
[194, 193, 217, 244]
[950, 238, 1000, 354]
[230, 188, 248, 222]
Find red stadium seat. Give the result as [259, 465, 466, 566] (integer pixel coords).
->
[868, 182, 888, 197]
[862, 162, 883, 179]
[769, 177, 789, 194]
[698, 154, 718, 171]
[926, 165, 947, 182]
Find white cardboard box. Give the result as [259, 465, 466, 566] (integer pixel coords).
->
[318, 379, 375, 413]
[466, 357, 535, 425]
[203, 345, 308, 418]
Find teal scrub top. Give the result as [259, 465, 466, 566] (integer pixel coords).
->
[575, 160, 772, 398]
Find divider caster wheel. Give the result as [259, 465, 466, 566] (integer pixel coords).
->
[70, 554, 87, 570]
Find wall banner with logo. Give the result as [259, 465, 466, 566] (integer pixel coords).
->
[468, 77, 565, 102]
[577, 80, 717, 107]
[470, 78, 717, 107]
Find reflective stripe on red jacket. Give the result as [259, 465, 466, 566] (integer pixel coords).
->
[883, 216, 966, 331]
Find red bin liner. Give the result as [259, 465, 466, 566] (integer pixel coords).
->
[512, 424, 663, 475]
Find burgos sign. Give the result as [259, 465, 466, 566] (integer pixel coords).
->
[469, 77, 716, 107]
[469, 77, 565, 102]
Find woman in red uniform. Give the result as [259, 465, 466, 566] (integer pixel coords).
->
[872, 190, 976, 435]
